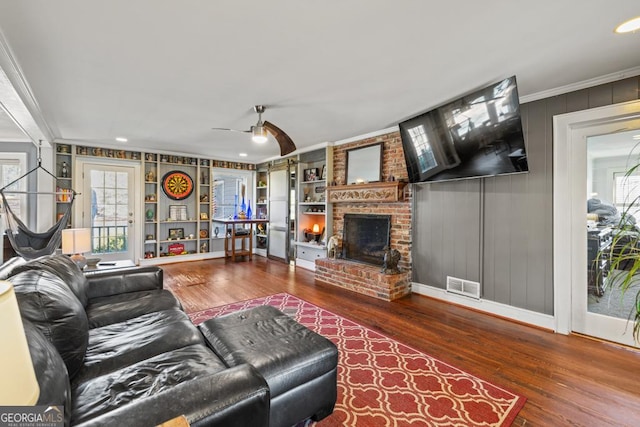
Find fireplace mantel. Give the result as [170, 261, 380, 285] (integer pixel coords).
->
[326, 181, 406, 203]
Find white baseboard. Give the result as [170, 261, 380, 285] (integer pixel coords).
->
[295, 258, 316, 271]
[411, 282, 556, 332]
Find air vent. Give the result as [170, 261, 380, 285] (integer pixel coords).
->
[446, 276, 481, 299]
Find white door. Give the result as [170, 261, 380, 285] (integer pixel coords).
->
[565, 115, 640, 347]
[77, 160, 140, 262]
[268, 167, 289, 262]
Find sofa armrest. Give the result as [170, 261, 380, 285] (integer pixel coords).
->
[74, 364, 270, 427]
[85, 266, 164, 299]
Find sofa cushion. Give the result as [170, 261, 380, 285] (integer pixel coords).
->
[0, 256, 26, 280]
[12, 254, 89, 307]
[23, 319, 71, 427]
[85, 289, 181, 328]
[73, 309, 205, 383]
[11, 270, 89, 379]
[70, 345, 229, 426]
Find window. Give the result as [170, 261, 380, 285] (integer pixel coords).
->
[613, 171, 640, 218]
[212, 169, 251, 219]
[0, 153, 27, 229]
[408, 125, 438, 173]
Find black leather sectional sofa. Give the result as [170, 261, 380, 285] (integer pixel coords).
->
[3, 255, 337, 427]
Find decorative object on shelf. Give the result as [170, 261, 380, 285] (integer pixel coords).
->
[200, 194, 209, 202]
[200, 241, 208, 253]
[168, 243, 185, 255]
[246, 201, 252, 219]
[145, 153, 154, 161]
[169, 205, 188, 221]
[201, 171, 208, 184]
[145, 194, 156, 202]
[160, 154, 168, 162]
[257, 223, 266, 235]
[168, 228, 184, 240]
[162, 170, 194, 200]
[61, 228, 91, 269]
[146, 234, 154, 240]
[144, 251, 155, 259]
[233, 194, 239, 219]
[145, 208, 155, 220]
[200, 212, 209, 220]
[145, 169, 156, 182]
[61, 162, 69, 178]
[188, 233, 195, 239]
[199, 229, 209, 238]
[321, 164, 327, 180]
[57, 144, 70, 153]
[214, 226, 219, 237]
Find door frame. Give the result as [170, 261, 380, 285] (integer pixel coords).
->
[74, 158, 142, 262]
[553, 99, 640, 342]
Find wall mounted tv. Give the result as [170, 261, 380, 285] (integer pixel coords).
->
[398, 76, 528, 183]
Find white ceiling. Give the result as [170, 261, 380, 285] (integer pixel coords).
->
[0, 1, 639, 162]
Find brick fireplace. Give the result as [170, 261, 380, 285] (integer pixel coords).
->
[314, 131, 413, 301]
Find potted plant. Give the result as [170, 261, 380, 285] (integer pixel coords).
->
[602, 162, 640, 342]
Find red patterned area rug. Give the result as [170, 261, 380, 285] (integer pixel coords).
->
[189, 293, 526, 427]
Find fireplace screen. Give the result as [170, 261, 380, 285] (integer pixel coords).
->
[341, 214, 391, 266]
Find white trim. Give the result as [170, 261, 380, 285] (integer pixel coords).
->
[295, 257, 316, 271]
[521, 66, 640, 104]
[333, 126, 399, 146]
[553, 100, 640, 338]
[411, 282, 555, 331]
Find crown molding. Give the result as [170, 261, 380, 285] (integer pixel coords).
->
[0, 28, 53, 145]
[519, 66, 640, 104]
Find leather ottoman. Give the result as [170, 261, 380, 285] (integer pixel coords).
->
[199, 305, 338, 427]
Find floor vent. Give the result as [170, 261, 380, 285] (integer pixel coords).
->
[446, 276, 481, 299]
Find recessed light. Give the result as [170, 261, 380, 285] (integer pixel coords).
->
[115, 137, 128, 143]
[615, 16, 640, 33]
[633, 134, 640, 140]
[239, 153, 248, 157]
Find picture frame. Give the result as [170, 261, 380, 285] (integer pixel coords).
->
[200, 212, 209, 220]
[304, 168, 319, 182]
[169, 205, 188, 221]
[168, 228, 184, 240]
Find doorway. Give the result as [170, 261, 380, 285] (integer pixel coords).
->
[76, 159, 141, 262]
[554, 100, 640, 347]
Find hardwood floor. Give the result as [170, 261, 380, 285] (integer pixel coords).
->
[161, 257, 640, 426]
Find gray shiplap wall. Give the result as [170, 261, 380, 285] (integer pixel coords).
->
[412, 76, 640, 315]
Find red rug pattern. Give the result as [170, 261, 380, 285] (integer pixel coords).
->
[190, 293, 526, 426]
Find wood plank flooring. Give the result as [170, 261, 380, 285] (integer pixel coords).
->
[161, 257, 640, 426]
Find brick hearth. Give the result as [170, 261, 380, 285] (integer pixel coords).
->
[315, 258, 411, 301]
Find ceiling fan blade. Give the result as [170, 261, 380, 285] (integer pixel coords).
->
[264, 121, 296, 156]
[211, 127, 251, 133]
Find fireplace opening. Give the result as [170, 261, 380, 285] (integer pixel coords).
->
[341, 214, 391, 266]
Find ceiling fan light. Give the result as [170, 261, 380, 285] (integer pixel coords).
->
[252, 125, 268, 143]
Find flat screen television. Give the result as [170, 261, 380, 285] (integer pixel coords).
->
[398, 76, 528, 183]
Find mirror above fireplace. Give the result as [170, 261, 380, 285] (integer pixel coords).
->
[346, 142, 383, 184]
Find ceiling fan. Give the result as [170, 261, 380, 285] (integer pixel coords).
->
[212, 105, 297, 156]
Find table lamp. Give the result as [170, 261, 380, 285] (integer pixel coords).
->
[0, 280, 40, 405]
[62, 228, 92, 269]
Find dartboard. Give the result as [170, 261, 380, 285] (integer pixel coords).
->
[162, 170, 194, 200]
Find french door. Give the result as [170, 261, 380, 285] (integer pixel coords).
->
[268, 166, 290, 262]
[556, 104, 640, 347]
[76, 159, 140, 262]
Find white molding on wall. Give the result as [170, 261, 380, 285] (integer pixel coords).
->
[520, 66, 640, 104]
[333, 126, 399, 146]
[411, 282, 556, 331]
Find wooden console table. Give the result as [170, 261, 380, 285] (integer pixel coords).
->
[220, 219, 269, 261]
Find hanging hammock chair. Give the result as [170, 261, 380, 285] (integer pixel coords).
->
[0, 148, 77, 260]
